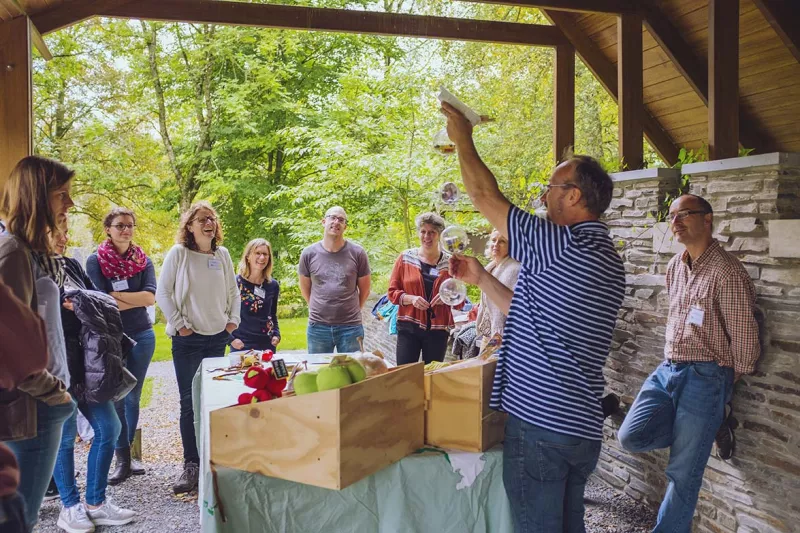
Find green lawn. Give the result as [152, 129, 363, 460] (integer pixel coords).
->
[150, 318, 308, 362]
[139, 377, 154, 409]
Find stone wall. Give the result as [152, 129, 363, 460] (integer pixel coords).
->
[600, 154, 800, 533]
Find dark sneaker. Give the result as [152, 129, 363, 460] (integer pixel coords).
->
[173, 462, 199, 494]
[715, 403, 737, 460]
[601, 393, 620, 418]
[43, 476, 59, 502]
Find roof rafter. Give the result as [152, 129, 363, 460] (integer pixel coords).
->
[751, 0, 800, 65]
[453, 0, 638, 15]
[31, 0, 134, 35]
[542, 9, 679, 165]
[37, 0, 568, 48]
[641, 2, 771, 153]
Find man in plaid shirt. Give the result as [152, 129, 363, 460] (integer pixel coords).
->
[618, 194, 760, 533]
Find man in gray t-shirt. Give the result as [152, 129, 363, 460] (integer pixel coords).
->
[298, 206, 371, 353]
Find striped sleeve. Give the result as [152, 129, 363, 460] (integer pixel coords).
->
[507, 206, 570, 275]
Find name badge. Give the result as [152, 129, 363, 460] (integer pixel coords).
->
[686, 306, 705, 327]
[38, 304, 47, 318]
[112, 279, 129, 291]
[208, 259, 222, 270]
[254, 286, 266, 299]
[430, 268, 439, 277]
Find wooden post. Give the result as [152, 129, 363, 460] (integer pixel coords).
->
[617, 13, 643, 170]
[0, 17, 33, 192]
[553, 43, 575, 164]
[709, 0, 739, 160]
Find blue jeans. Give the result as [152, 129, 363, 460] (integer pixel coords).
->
[618, 361, 734, 533]
[6, 399, 75, 530]
[306, 323, 364, 354]
[503, 414, 601, 533]
[0, 492, 27, 533]
[172, 330, 230, 464]
[115, 328, 156, 449]
[54, 401, 121, 507]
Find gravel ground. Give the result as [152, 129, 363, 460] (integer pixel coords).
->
[34, 361, 198, 533]
[33, 360, 656, 533]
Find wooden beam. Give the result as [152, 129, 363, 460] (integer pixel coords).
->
[30, 23, 52, 61]
[642, 3, 770, 154]
[32, 0, 135, 35]
[0, 16, 32, 191]
[543, 10, 679, 165]
[641, 4, 707, 104]
[451, 0, 638, 15]
[751, 0, 800, 65]
[709, 0, 739, 160]
[618, 13, 643, 169]
[2, 1, 52, 59]
[85, 0, 568, 47]
[553, 43, 575, 163]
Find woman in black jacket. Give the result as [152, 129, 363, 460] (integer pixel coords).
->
[49, 226, 138, 531]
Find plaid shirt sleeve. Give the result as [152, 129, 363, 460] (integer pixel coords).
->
[717, 271, 761, 374]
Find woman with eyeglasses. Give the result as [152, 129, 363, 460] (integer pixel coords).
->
[155, 201, 239, 495]
[230, 238, 281, 353]
[388, 212, 463, 366]
[86, 207, 157, 486]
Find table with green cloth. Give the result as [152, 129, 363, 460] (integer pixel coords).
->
[193, 356, 514, 533]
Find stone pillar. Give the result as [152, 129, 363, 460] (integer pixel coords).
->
[598, 154, 800, 533]
[599, 168, 679, 503]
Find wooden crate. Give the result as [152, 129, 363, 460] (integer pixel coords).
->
[210, 362, 424, 490]
[423, 359, 507, 452]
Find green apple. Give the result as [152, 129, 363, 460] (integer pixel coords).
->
[345, 359, 367, 383]
[294, 371, 319, 395]
[316, 365, 353, 391]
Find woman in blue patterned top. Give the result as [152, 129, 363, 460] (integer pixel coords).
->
[231, 238, 281, 352]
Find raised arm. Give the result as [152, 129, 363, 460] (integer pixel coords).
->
[441, 102, 512, 239]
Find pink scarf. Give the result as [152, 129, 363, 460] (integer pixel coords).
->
[96, 239, 148, 280]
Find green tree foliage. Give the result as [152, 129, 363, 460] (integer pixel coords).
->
[32, 4, 659, 311]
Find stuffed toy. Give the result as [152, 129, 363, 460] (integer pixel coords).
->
[237, 365, 287, 405]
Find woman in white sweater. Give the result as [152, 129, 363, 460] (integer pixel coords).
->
[155, 201, 239, 495]
[475, 229, 520, 345]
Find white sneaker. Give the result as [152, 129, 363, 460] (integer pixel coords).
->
[86, 498, 137, 526]
[56, 503, 96, 533]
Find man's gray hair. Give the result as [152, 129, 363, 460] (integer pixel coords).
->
[415, 212, 446, 233]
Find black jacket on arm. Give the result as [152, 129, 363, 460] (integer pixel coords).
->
[64, 289, 134, 404]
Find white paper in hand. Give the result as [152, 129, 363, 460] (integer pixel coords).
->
[438, 87, 482, 126]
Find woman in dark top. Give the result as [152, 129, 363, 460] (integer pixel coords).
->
[85, 207, 157, 485]
[231, 238, 281, 352]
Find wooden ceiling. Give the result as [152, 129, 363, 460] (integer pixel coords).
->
[2, 0, 800, 161]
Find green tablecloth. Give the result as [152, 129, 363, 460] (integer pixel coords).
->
[193, 357, 513, 533]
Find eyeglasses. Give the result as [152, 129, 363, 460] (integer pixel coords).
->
[193, 216, 217, 225]
[667, 209, 709, 222]
[110, 224, 136, 231]
[325, 215, 347, 224]
[540, 183, 578, 197]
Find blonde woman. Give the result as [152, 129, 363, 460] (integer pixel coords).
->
[475, 229, 520, 344]
[231, 239, 281, 352]
[155, 201, 239, 494]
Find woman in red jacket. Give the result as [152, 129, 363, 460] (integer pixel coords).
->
[388, 212, 462, 365]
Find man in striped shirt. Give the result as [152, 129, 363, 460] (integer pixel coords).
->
[442, 103, 626, 532]
[619, 194, 760, 533]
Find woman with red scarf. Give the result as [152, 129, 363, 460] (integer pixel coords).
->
[86, 207, 157, 485]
